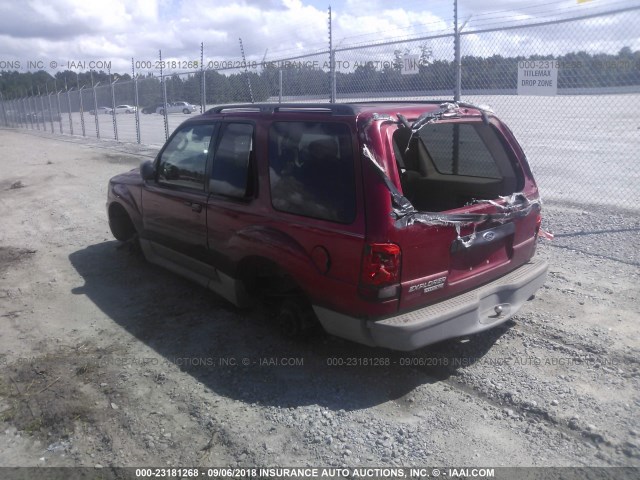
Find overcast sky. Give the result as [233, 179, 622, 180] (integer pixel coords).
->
[0, 0, 638, 74]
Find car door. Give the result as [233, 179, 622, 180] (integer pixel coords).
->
[141, 122, 217, 267]
[206, 122, 256, 271]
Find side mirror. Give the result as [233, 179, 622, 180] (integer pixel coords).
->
[140, 160, 156, 181]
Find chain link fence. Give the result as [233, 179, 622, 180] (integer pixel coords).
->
[459, 8, 639, 208]
[1, 5, 638, 207]
[335, 35, 456, 100]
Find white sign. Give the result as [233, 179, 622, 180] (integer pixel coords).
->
[517, 60, 558, 96]
[402, 55, 419, 75]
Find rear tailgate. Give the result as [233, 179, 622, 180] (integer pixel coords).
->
[396, 200, 540, 312]
[387, 115, 541, 312]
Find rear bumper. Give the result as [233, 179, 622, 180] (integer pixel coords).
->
[313, 259, 548, 351]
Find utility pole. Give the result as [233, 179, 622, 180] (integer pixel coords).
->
[454, 0, 461, 101]
[329, 6, 336, 103]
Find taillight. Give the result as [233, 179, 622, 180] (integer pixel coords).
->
[359, 243, 401, 301]
[534, 212, 554, 240]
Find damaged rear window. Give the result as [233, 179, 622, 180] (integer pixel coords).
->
[392, 121, 523, 212]
[418, 123, 501, 178]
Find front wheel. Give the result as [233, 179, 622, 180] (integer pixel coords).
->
[183, 108, 190, 114]
[159, 109, 165, 115]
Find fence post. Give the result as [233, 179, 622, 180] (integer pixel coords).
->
[132, 59, 141, 144]
[453, 0, 461, 102]
[31, 92, 40, 131]
[46, 85, 55, 133]
[1, 94, 9, 127]
[160, 50, 169, 141]
[91, 72, 101, 139]
[66, 88, 74, 135]
[78, 87, 86, 136]
[111, 75, 119, 141]
[0, 94, 7, 126]
[279, 70, 283, 103]
[56, 90, 63, 134]
[1, 95, 8, 127]
[6, 97, 12, 127]
[37, 90, 44, 131]
[78, 76, 86, 137]
[21, 96, 26, 128]
[40, 93, 48, 131]
[9, 98, 14, 127]
[239, 38, 254, 103]
[329, 7, 336, 103]
[13, 98, 18, 127]
[200, 43, 205, 113]
[10, 98, 14, 127]
[23, 92, 34, 130]
[18, 98, 24, 127]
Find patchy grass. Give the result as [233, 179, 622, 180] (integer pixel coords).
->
[0, 343, 123, 441]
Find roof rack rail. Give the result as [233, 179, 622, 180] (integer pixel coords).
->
[206, 103, 356, 115]
[343, 99, 451, 105]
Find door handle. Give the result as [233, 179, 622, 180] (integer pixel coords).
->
[183, 200, 202, 213]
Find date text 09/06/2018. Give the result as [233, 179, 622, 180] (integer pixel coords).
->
[134, 467, 496, 478]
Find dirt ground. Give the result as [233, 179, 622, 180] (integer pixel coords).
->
[0, 128, 638, 473]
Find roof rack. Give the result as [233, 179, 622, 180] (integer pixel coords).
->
[204, 100, 479, 117]
[206, 103, 356, 115]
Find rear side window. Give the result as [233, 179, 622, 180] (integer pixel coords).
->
[210, 123, 254, 198]
[268, 122, 356, 223]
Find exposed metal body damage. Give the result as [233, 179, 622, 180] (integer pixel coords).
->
[360, 101, 544, 251]
[362, 143, 542, 249]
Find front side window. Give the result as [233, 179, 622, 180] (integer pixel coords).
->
[209, 123, 254, 198]
[268, 122, 356, 223]
[157, 124, 214, 190]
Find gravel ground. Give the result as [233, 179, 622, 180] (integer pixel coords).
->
[0, 128, 638, 473]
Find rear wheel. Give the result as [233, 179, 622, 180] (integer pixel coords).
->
[276, 297, 319, 339]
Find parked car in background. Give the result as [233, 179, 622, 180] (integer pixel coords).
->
[107, 101, 548, 350]
[25, 111, 62, 122]
[142, 103, 163, 114]
[90, 106, 113, 115]
[113, 105, 137, 114]
[156, 101, 197, 115]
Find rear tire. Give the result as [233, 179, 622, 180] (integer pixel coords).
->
[276, 297, 319, 339]
[159, 109, 165, 115]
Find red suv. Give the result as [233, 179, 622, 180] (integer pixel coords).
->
[107, 102, 548, 350]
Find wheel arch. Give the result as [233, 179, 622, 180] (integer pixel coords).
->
[108, 201, 136, 241]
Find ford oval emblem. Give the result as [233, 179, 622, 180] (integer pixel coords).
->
[483, 231, 496, 242]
